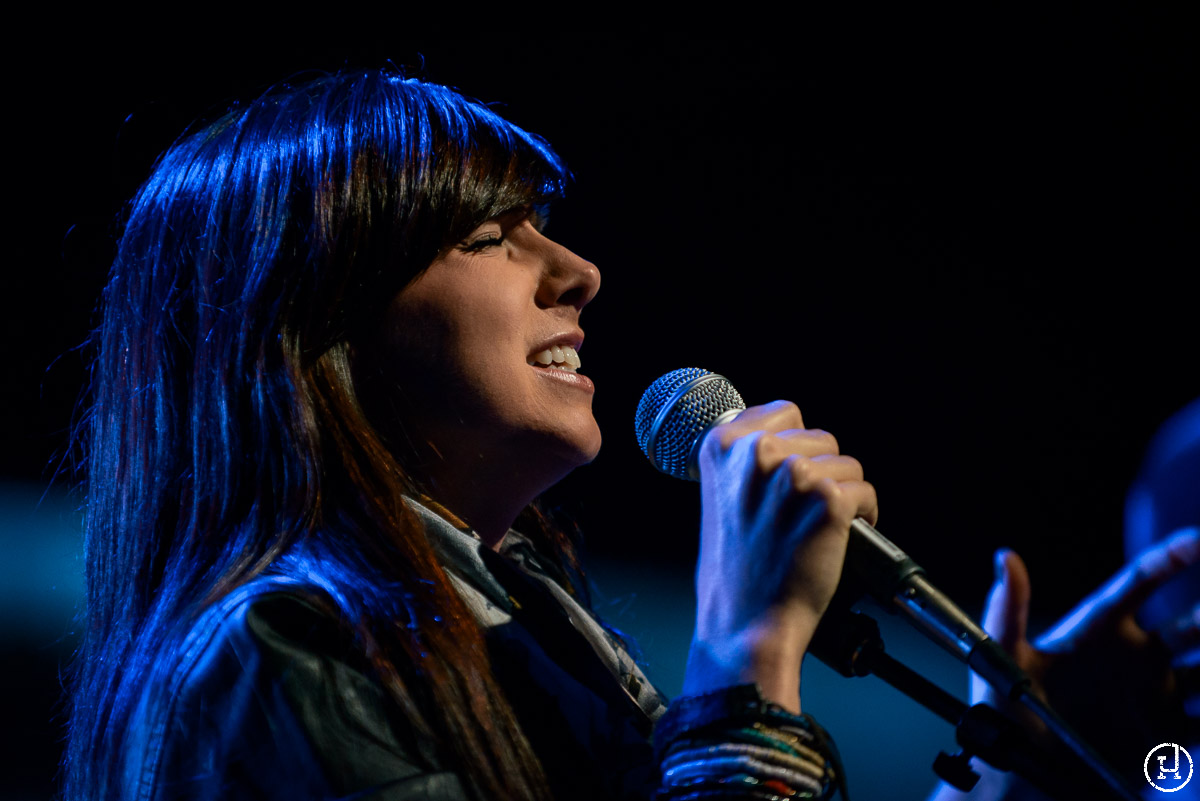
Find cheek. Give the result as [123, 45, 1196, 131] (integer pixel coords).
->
[401, 279, 512, 349]
[367, 298, 462, 409]
[386, 312, 449, 375]
[373, 269, 538, 417]
[387, 307, 517, 411]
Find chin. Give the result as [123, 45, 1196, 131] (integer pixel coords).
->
[577, 420, 603, 463]
[578, 436, 602, 466]
[542, 423, 602, 476]
[561, 431, 603, 470]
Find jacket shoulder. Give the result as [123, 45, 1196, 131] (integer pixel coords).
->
[129, 581, 468, 800]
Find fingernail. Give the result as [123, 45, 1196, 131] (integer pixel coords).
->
[994, 549, 1008, 583]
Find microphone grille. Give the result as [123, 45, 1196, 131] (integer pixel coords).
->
[635, 368, 746, 480]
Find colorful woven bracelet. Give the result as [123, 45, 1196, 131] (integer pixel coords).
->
[666, 726, 806, 758]
[653, 684, 843, 799]
[662, 754, 823, 794]
[662, 742, 826, 783]
[653, 684, 821, 762]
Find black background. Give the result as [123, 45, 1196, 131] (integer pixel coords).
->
[6, 16, 1197, 799]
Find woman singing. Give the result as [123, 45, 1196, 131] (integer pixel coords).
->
[64, 69, 1197, 801]
[64, 70, 869, 800]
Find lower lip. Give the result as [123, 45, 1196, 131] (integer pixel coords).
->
[530, 364, 595, 393]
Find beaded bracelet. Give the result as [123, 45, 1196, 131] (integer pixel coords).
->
[659, 745, 825, 799]
[662, 753, 824, 795]
[652, 684, 847, 800]
[662, 742, 827, 784]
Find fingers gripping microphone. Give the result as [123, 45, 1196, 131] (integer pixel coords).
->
[635, 368, 1031, 700]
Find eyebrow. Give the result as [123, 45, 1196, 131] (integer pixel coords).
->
[494, 204, 547, 232]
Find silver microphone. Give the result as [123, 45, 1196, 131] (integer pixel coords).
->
[635, 368, 1030, 699]
[634, 367, 746, 480]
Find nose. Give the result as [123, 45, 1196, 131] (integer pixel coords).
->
[535, 234, 601, 313]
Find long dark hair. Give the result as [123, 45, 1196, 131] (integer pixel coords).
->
[65, 70, 589, 800]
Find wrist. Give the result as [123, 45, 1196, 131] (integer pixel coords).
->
[684, 605, 816, 713]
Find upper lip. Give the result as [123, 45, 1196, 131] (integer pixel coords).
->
[528, 330, 584, 360]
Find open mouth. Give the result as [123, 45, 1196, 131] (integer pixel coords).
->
[528, 344, 581, 373]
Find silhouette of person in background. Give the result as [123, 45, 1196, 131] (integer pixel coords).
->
[934, 397, 1200, 800]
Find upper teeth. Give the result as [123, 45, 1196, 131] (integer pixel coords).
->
[530, 345, 581, 371]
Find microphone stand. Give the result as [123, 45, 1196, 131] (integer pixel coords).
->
[807, 607, 1142, 801]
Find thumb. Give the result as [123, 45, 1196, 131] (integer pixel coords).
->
[982, 548, 1032, 652]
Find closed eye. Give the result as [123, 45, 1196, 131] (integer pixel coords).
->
[457, 206, 534, 254]
[460, 234, 504, 253]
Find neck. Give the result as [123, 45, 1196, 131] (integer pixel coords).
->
[401, 419, 588, 550]
[425, 476, 529, 551]
[420, 452, 570, 551]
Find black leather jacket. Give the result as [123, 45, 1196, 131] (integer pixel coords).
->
[120, 502, 668, 800]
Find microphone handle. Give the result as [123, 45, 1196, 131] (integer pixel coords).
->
[845, 518, 1030, 700]
[824, 523, 1139, 800]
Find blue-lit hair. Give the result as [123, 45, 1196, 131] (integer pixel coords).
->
[66, 70, 577, 801]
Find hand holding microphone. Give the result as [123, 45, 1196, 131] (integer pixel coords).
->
[637, 369, 879, 712]
[637, 368, 1029, 702]
[639, 369, 1150, 800]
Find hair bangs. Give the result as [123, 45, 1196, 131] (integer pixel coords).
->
[399, 76, 570, 249]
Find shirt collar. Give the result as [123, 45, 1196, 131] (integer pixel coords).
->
[406, 496, 518, 613]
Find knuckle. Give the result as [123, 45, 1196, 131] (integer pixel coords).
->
[755, 433, 782, 468]
[714, 424, 741, 452]
[807, 428, 839, 454]
[816, 478, 856, 524]
[814, 476, 842, 500]
[766, 399, 804, 429]
[841, 455, 864, 479]
[788, 456, 814, 487]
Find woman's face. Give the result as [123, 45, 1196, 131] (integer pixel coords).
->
[370, 207, 602, 511]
